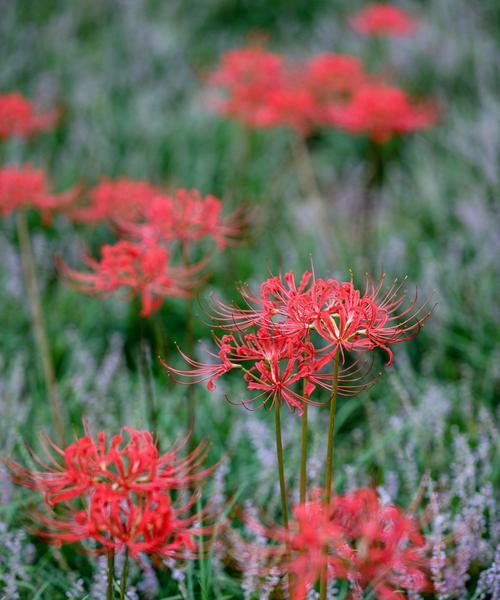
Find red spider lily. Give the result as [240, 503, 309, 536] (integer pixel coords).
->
[59, 239, 201, 317]
[349, 3, 418, 37]
[204, 270, 430, 364]
[247, 489, 429, 600]
[305, 54, 367, 125]
[6, 426, 214, 506]
[35, 486, 211, 560]
[165, 267, 428, 409]
[207, 46, 286, 128]
[163, 328, 321, 414]
[314, 275, 432, 364]
[306, 54, 366, 101]
[204, 271, 319, 334]
[327, 83, 438, 143]
[122, 189, 246, 250]
[71, 177, 162, 223]
[328, 488, 429, 600]
[6, 427, 215, 563]
[0, 164, 78, 220]
[0, 92, 58, 140]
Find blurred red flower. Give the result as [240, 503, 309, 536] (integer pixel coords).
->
[207, 46, 287, 128]
[0, 164, 78, 220]
[349, 3, 418, 37]
[249, 488, 429, 600]
[327, 83, 438, 143]
[125, 188, 246, 250]
[60, 239, 201, 316]
[71, 177, 162, 223]
[0, 92, 58, 140]
[305, 54, 367, 124]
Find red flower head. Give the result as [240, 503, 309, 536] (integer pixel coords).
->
[6, 427, 214, 562]
[349, 3, 418, 37]
[329, 488, 429, 600]
[71, 177, 162, 224]
[314, 274, 432, 364]
[248, 489, 428, 600]
[0, 92, 58, 140]
[327, 83, 439, 143]
[60, 239, 200, 317]
[36, 486, 210, 560]
[207, 46, 287, 128]
[7, 426, 214, 506]
[305, 54, 367, 124]
[0, 164, 78, 221]
[164, 268, 415, 412]
[127, 189, 246, 250]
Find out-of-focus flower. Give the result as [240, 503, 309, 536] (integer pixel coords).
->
[7, 426, 214, 505]
[248, 488, 429, 600]
[305, 54, 367, 124]
[327, 83, 438, 143]
[0, 92, 58, 140]
[71, 177, 162, 224]
[7, 427, 214, 563]
[124, 189, 246, 250]
[0, 164, 78, 221]
[349, 3, 418, 37]
[59, 240, 200, 317]
[206, 46, 286, 129]
[329, 488, 429, 599]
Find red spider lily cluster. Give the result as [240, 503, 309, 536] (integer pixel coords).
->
[249, 488, 429, 600]
[349, 3, 418, 37]
[70, 177, 162, 224]
[0, 164, 78, 221]
[7, 427, 214, 561]
[206, 5, 437, 143]
[60, 240, 201, 317]
[165, 268, 430, 412]
[327, 83, 439, 144]
[0, 92, 58, 140]
[63, 178, 246, 316]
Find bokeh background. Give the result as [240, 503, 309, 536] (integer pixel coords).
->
[0, 1, 498, 598]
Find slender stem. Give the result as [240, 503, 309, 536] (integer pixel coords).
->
[119, 548, 130, 600]
[139, 332, 158, 433]
[107, 549, 115, 600]
[274, 400, 293, 595]
[181, 241, 196, 441]
[299, 401, 308, 504]
[361, 140, 385, 263]
[16, 211, 65, 443]
[291, 134, 321, 200]
[319, 351, 340, 600]
[290, 135, 338, 266]
[274, 401, 289, 529]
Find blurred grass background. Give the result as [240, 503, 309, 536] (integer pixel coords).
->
[0, 1, 499, 598]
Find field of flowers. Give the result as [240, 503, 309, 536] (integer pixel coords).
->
[0, 1, 499, 598]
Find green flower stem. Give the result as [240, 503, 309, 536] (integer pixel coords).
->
[274, 400, 293, 595]
[119, 548, 130, 600]
[299, 401, 308, 504]
[319, 350, 340, 600]
[16, 211, 65, 444]
[107, 549, 115, 600]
